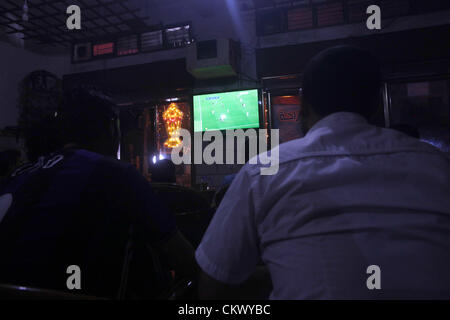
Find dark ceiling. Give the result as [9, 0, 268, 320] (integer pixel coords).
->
[0, 0, 310, 48]
[0, 0, 147, 48]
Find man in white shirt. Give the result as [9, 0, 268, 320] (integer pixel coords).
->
[195, 46, 450, 299]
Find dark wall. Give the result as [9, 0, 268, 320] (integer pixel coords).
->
[256, 25, 450, 79]
[62, 59, 194, 102]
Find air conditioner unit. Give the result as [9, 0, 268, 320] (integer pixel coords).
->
[73, 42, 92, 62]
[186, 38, 240, 79]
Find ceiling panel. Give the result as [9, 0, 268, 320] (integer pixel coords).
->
[0, 0, 147, 48]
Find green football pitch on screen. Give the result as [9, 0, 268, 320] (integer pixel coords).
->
[194, 89, 260, 132]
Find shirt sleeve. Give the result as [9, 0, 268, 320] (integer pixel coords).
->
[195, 167, 260, 285]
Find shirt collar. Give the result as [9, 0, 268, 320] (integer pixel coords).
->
[306, 112, 368, 137]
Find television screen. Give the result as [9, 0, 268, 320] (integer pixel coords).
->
[193, 89, 260, 132]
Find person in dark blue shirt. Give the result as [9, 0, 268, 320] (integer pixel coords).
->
[0, 88, 196, 299]
[0, 149, 22, 189]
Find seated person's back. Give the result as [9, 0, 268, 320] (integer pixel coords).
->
[0, 149, 175, 297]
[196, 46, 450, 299]
[0, 89, 195, 298]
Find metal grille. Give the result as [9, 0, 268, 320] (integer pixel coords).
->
[117, 34, 138, 55]
[140, 30, 163, 52]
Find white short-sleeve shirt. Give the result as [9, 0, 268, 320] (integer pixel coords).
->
[196, 112, 450, 299]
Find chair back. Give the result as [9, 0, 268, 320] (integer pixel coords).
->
[0, 283, 105, 300]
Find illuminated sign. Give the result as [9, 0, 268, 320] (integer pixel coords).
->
[163, 103, 184, 149]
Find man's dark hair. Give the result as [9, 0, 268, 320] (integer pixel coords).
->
[23, 116, 63, 162]
[0, 149, 21, 176]
[58, 87, 119, 156]
[150, 159, 176, 184]
[391, 124, 420, 139]
[302, 45, 381, 119]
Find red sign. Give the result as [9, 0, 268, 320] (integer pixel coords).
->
[279, 110, 299, 122]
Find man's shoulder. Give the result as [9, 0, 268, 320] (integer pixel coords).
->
[83, 150, 130, 171]
[68, 149, 139, 184]
[244, 122, 446, 178]
[243, 136, 315, 177]
[66, 150, 149, 207]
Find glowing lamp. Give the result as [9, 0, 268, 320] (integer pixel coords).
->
[163, 103, 184, 148]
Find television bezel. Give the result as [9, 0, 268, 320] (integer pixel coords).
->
[192, 88, 263, 133]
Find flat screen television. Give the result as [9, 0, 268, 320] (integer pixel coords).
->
[193, 89, 260, 132]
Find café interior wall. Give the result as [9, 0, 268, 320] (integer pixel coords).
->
[3, 4, 450, 131]
[68, 0, 258, 84]
[259, 8, 450, 50]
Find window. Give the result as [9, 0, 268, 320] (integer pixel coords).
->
[389, 79, 450, 153]
[71, 23, 192, 63]
[287, 7, 313, 31]
[256, 8, 285, 36]
[316, 2, 344, 27]
[411, 0, 450, 14]
[117, 35, 139, 56]
[255, 0, 450, 37]
[165, 25, 191, 48]
[93, 42, 114, 56]
[141, 30, 163, 52]
[347, 0, 372, 23]
[73, 42, 92, 62]
[380, 0, 410, 18]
